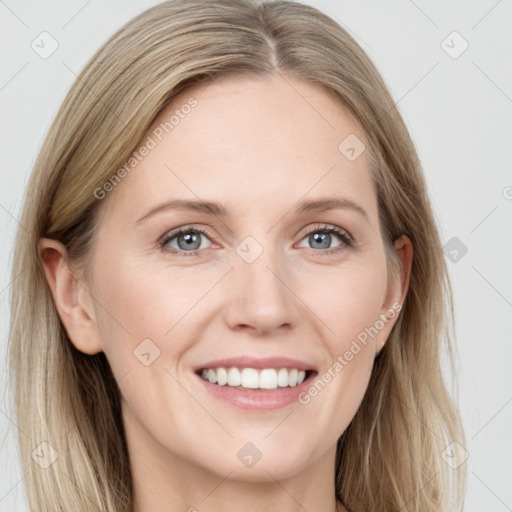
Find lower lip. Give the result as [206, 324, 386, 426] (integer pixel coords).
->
[194, 371, 317, 411]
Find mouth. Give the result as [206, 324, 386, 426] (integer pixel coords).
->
[195, 366, 316, 391]
[192, 357, 318, 411]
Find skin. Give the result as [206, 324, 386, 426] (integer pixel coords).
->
[40, 73, 413, 512]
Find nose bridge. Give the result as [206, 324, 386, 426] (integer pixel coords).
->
[224, 233, 298, 334]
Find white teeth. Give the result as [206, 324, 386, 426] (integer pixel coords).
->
[217, 367, 228, 386]
[200, 367, 309, 389]
[277, 368, 288, 387]
[227, 367, 241, 386]
[241, 368, 259, 389]
[259, 369, 277, 389]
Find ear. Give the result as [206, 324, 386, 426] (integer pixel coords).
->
[375, 234, 413, 355]
[38, 238, 103, 355]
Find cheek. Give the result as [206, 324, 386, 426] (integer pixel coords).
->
[295, 263, 385, 423]
[298, 259, 388, 349]
[90, 261, 196, 429]
[93, 259, 202, 338]
[90, 257, 214, 381]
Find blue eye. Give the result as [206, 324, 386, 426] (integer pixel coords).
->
[159, 224, 353, 257]
[297, 225, 353, 253]
[159, 227, 211, 256]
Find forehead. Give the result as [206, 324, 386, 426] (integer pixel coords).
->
[155, 74, 366, 162]
[98, 74, 377, 226]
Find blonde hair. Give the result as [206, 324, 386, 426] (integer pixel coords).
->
[8, 0, 467, 510]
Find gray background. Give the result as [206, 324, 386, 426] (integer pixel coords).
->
[1, 0, 511, 510]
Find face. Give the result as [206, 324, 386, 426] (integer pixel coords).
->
[52, 74, 410, 486]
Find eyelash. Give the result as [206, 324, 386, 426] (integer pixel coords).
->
[158, 224, 354, 257]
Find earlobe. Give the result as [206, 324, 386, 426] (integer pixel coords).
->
[38, 238, 103, 355]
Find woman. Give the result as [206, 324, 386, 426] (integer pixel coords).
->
[8, 0, 467, 510]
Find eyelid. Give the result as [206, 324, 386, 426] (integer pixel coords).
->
[158, 224, 217, 250]
[299, 223, 353, 241]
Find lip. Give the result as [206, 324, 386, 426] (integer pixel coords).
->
[193, 356, 318, 411]
[193, 356, 316, 372]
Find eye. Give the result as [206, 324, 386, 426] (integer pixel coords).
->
[159, 226, 214, 256]
[297, 224, 353, 254]
[158, 223, 354, 257]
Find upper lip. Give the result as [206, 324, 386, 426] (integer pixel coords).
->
[194, 356, 316, 373]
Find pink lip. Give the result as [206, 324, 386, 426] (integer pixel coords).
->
[193, 356, 317, 411]
[195, 372, 317, 411]
[193, 356, 315, 372]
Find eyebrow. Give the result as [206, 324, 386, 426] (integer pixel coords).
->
[135, 196, 370, 224]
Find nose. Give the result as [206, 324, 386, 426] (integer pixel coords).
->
[223, 249, 300, 336]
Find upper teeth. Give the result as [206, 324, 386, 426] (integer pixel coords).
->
[200, 367, 307, 389]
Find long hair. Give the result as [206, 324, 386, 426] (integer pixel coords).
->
[8, 1, 467, 510]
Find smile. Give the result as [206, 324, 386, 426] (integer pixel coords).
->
[193, 356, 318, 410]
[198, 367, 310, 390]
